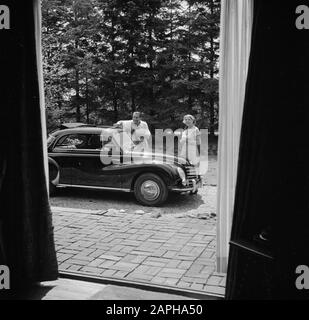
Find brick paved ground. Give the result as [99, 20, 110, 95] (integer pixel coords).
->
[52, 206, 226, 297]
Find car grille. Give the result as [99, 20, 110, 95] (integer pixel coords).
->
[184, 165, 198, 181]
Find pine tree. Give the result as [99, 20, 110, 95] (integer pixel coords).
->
[42, 0, 221, 133]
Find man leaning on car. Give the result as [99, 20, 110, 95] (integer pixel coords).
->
[115, 112, 151, 152]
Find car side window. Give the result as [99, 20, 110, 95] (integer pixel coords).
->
[53, 134, 103, 151]
[54, 134, 89, 150]
[87, 134, 102, 150]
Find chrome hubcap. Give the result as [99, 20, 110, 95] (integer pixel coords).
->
[141, 180, 160, 201]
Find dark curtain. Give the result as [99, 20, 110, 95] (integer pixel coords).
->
[225, 0, 309, 299]
[0, 0, 58, 294]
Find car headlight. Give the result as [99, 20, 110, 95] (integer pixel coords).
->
[177, 167, 187, 185]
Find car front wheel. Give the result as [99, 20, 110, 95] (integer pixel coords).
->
[134, 173, 168, 206]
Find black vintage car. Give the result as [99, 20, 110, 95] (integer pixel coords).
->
[47, 124, 202, 206]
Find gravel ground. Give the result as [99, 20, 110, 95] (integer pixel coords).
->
[50, 156, 217, 216]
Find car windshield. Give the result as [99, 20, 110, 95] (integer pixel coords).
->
[47, 134, 56, 147]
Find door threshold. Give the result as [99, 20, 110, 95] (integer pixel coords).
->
[59, 271, 224, 300]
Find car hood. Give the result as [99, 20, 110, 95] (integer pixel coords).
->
[128, 151, 189, 167]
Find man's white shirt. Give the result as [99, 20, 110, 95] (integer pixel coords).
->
[117, 120, 151, 142]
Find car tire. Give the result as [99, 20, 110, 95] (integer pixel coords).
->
[134, 173, 168, 206]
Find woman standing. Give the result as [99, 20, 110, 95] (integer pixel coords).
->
[180, 114, 201, 166]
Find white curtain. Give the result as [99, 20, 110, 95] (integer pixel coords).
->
[216, 0, 254, 273]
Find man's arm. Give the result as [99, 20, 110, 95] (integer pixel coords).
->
[141, 122, 151, 139]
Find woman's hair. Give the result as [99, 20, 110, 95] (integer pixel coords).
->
[183, 114, 196, 125]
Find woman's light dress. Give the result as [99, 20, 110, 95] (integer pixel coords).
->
[180, 126, 200, 166]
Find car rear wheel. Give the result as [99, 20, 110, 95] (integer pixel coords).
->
[48, 162, 59, 197]
[134, 173, 168, 206]
[49, 181, 56, 196]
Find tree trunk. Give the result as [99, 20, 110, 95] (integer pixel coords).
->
[209, 93, 215, 137]
[85, 74, 89, 124]
[188, 3, 192, 111]
[209, 0, 215, 138]
[75, 67, 81, 122]
[73, 5, 81, 122]
[113, 83, 118, 122]
[147, 11, 155, 110]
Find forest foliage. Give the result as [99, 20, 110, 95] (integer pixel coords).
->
[42, 0, 220, 135]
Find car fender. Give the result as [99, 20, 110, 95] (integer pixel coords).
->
[123, 163, 181, 190]
[48, 157, 60, 186]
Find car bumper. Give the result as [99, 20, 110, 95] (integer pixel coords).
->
[170, 179, 202, 193]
